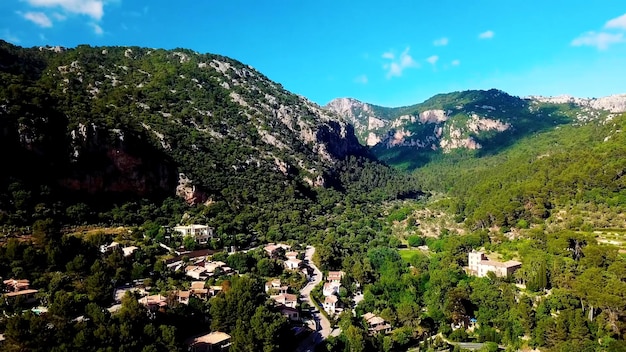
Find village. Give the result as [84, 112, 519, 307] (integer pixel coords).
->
[0, 222, 527, 351]
[0, 223, 420, 351]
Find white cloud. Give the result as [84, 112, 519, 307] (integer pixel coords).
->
[433, 37, 448, 46]
[382, 47, 419, 79]
[605, 13, 626, 30]
[571, 31, 623, 50]
[479, 30, 494, 39]
[451, 59, 460, 66]
[22, 11, 53, 27]
[90, 22, 103, 35]
[400, 51, 415, 67]
[354, 75, 368, 84]
[426, 55, 439, 65]
[52, 12, 66, 20]
[25, 0, 105, 20]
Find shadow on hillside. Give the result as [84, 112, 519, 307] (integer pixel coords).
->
[373, 146, 436, 171]
[371, 99, 574, 170]
[473, 102, 573, 157]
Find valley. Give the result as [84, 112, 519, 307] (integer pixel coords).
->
[0, 40, 625, 352]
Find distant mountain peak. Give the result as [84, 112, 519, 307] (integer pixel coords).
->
[326, 89, 624, 169]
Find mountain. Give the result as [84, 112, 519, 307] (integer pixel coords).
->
[327, 89, 626, 169]
[0, 40, 421, 230]
[327, 90, 626, 229]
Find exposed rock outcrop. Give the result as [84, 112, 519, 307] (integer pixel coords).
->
[528, 94, 626, 113]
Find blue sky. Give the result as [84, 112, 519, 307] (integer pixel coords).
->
[1, 1, 625, 107]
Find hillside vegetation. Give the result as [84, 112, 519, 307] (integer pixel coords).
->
[414, 111, 626, 231]
[0, 40, 419, 241]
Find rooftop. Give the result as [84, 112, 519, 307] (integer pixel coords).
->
[4, 289, 38, 297]
[191, 281, 206, 290]
[325, 295, 338, 303]
[174, 224, 209, 230]
[272, 293, 298, 303]
[185, 331, 231, 346]
[327, 271, 344, 280]
[362, 312, 375, 321]
[481, 259, 522, 268]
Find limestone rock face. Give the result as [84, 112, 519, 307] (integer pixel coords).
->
[528, 94, 626, 113]
[325, 98, 390, 146]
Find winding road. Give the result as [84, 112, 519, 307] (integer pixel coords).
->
[294, 245, 339, 352]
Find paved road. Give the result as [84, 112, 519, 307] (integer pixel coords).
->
[294, 246, 336, 352]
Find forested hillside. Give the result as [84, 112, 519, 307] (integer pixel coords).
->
[414, 110, 626, 230]
[0, 40, 419, 238]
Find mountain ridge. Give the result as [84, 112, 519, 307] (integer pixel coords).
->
[326, 89, 626, 169]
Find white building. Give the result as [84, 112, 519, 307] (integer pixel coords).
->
[264, 243, 291, 257]
[323, 295, 338, 314]
[271, 293, 298, 308]
[173, 225, 214, 244]
[468, 250, 522, 278]
[323, 282, 340, 297]
[327, 271, 344, 283]
[284, 258, 302, 270]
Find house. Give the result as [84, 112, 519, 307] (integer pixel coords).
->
[284, 258, 302, 270]
[264, 243, 291, 257]
[270, 293, 298, 308]
[467, 251, 522, 278]
[173, 224, 214, 244]
[185, 331, 231, 352]
[138, 294, 168, 311]
[191, 281, 206, 290]
[279, 305, 300, 321]
[323, 282, 340, 297]
[185, 266, 208, 280]
[3, 279, 31, 292]
[285, 251, 299, 260]
[327, 271, 345, 283]
[323, 295, 338, 314]
[2, 278, 38, 303]
[190, 281, 209, 300]
[113, 285, 147, 303]
[3, 289, 38, 304]
[265, 279, 281, 292]
[265, 279, 288, 294]
[122, 246, 138, 257]
[100, 241, 120, 254]
[209, 286, 223, 296]
[204, 261, 225, 275]
[177, 290, 191, 305]
[362, 313, 392, 335]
